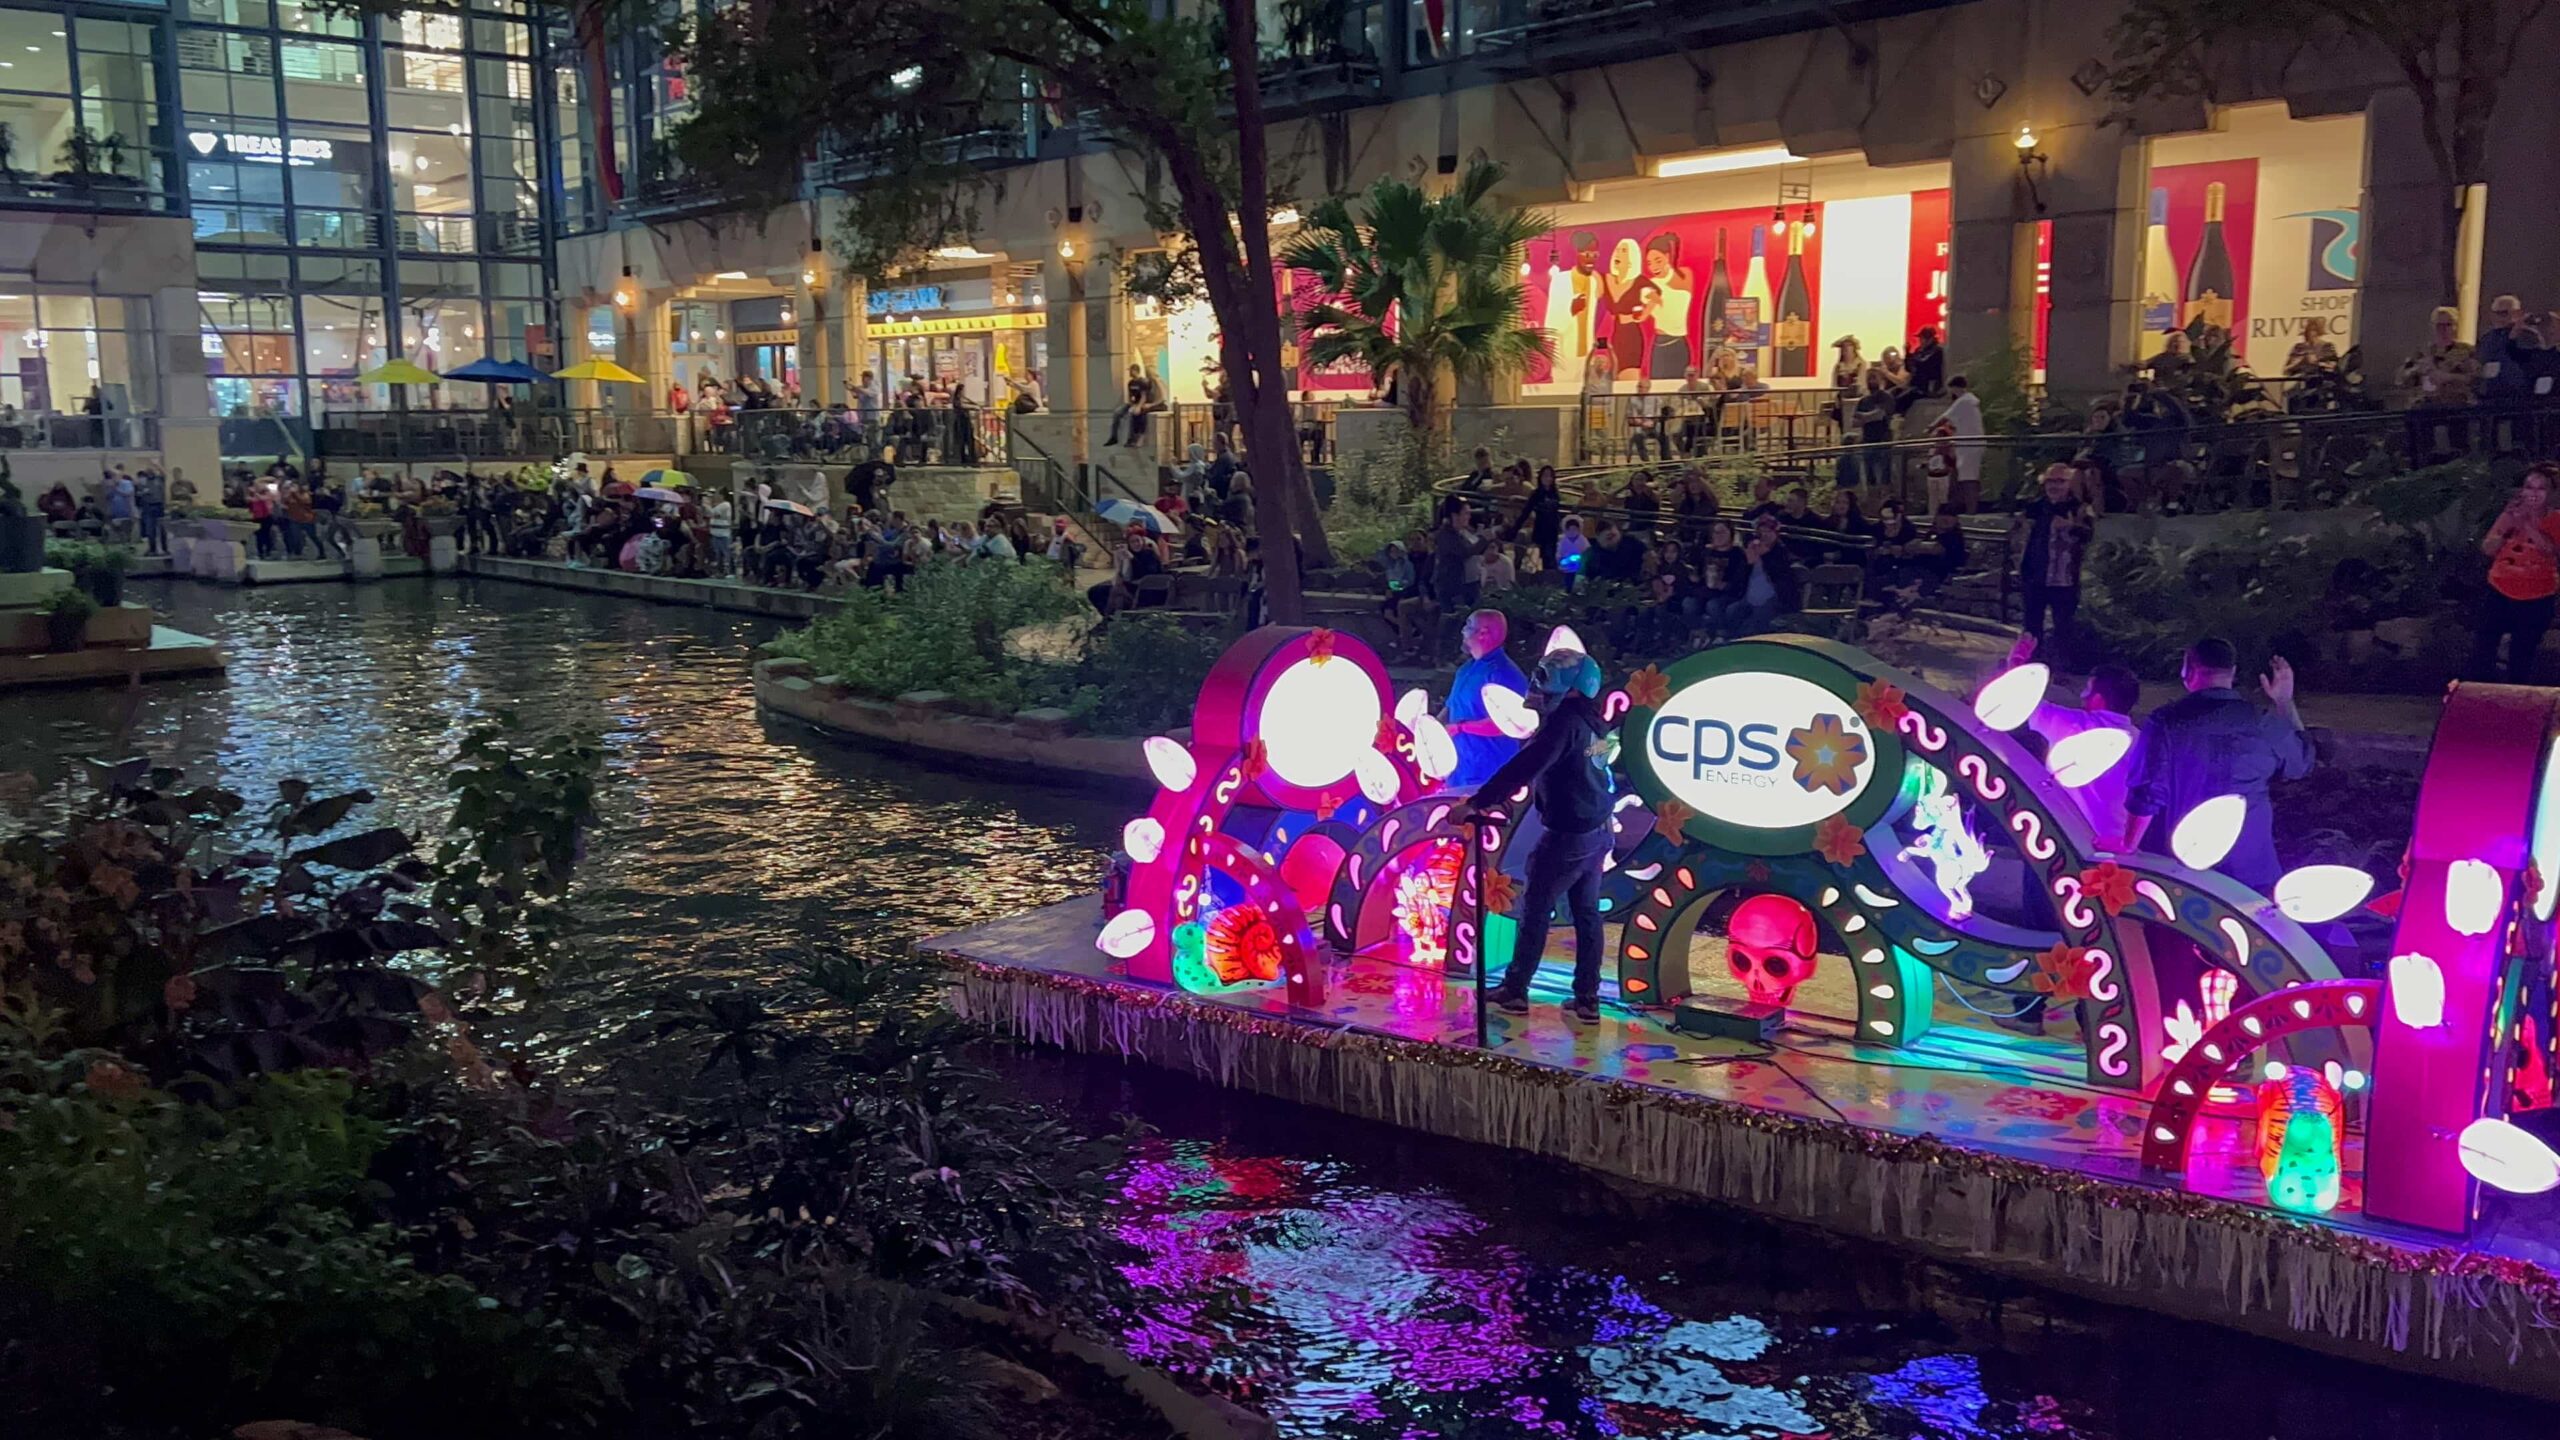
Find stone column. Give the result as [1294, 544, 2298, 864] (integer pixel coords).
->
[623, 292, 667, 411]
[2040, 125, 2143, 401]
[1945, 131, 2034, 371]
[2357, 87, 2456, 385]
[2476, 2, 2560, 326]
[153, 281, 220, 488]
[833, 274, 867, 410]
[791, 268, 821, 407]
[1045, 252, 1089, 463]
[1084, 249, 1131, 433]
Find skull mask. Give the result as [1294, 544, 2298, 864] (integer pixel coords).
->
[1726, 893, 1820, 1008]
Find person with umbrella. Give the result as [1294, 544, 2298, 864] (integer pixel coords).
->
[1087, 521, 1166, 613]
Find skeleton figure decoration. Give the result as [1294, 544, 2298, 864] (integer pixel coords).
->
[2255, 1066, 2345, 1215]
[1899, 783, 1991, 921]
[1727, 892, 1822, 1008]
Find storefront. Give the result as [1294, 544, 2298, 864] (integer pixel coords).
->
[1510, 150, 1955, 397]
[863, 276, 1046, 405]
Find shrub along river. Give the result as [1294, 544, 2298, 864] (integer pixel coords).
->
[4, 576, 2541, 1440]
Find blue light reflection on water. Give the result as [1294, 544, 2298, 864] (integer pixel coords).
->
[4, 578, 2547, 1440]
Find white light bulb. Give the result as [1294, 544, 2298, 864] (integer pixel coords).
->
[1121, 817, 1165, 866]
[2046, 726, 2132, 789]
[2459, 1118, 2560, 1195]
[1543, 624, 1584, 657]
[1355, 748, 1401, 806]
[2389, 951, 2446, 1029]
[1395, 687, 1427, 726]
[1096, 908, 1156, 959]
[1481, 684, 1539, 741]
[1409, 713, 1457, 783]
[2169, 794, 2246, 871]
[2272, 864, 2376, 925]
[1142, 736, 1196, 793]
[1973, 663, 2048, 733]
[2445, 858, 2505, 937]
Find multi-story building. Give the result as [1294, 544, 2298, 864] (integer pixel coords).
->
[553, 0, 2560, 459]
[0, 0, 567, 489]
[4, 0, 2554, 489]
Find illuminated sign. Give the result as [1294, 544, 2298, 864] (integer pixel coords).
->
[188, 131, 336, 167]
[1644, 669, 1879, 831]
[867, 284, 944, 315]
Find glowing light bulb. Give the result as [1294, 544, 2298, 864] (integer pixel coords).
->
[1355, 748, 1401, 806]
[1096, 908, 1156, 959]
[1143, 736, 1196, 793]
[1121, 817, 1165, 866]
[1543, 624, 1584, 657]
[1409, 713, 1457, 782]
[1481, 684, 1539, 740]
[2272, 864, 2376, 925]
[2459, 1118, 2560, 1195]
[2169, 794, 2246, 871]
[2445, 858, 2505, 937]
[2389, 951, 2445, 1029]
[1973, 663, 2048, 732]
[2046, 726, 2132, 789]
[1395, 687, 1427, 727]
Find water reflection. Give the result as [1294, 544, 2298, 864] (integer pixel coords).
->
[5, 579, 2545, 1440]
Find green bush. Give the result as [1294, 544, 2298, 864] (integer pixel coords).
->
[770, 559, 1085, 712]
[1021, 613, 1225, 735]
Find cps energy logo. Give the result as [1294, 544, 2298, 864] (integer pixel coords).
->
[1654, 712, 1866, 795]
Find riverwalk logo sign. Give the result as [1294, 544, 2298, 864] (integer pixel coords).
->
[1626, 639, 1904, 857]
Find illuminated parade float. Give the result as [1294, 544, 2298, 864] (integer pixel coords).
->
[924, 626, 2560, 1397]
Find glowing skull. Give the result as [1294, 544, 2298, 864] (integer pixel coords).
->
[1726, 893, 1820, 1008]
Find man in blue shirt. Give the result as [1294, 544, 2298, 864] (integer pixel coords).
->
[2123, 636, 2314, 893]
[1441, 609, 1528, 791]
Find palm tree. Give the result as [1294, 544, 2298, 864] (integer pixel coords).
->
[1279, 158, 1553, 436]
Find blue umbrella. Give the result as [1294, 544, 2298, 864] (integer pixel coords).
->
[1097, 496, 1181, 534]
[442, 357, 548, 384]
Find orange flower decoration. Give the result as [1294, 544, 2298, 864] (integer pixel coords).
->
[1314, 789, 1343, 820]
[1854, 680, 1910, 733]
[1786, 714, 1869, 796]
[1624, 664, 1672, 711]
[1240, 737, 1269, 781]
[1306, 628, 1338, 664]
[1654, 797, 1696, 839]
[2079, 861, 2140, 917]
[1812, 815, 1867, 867]
[2030, 943, 2102, 1003]
[1482, 869, 1518, 916]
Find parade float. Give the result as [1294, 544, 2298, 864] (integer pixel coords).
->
[926, 625, 2560, 1397]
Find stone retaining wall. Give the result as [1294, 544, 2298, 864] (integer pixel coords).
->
[754, 656, 1150, 791]
[464, 556, 842, 619]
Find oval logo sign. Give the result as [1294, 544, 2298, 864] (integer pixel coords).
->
[1643, 671, 1878, 830]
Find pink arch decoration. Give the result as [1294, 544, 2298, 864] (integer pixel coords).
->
[2139, 979, 2380, 1176]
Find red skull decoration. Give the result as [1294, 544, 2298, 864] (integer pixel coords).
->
[1727, 893, 1820, 1008]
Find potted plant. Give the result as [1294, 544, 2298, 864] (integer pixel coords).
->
[43, 585, 93, 651]
[0, 454, 39, 573]
[75, 541, 130, 607]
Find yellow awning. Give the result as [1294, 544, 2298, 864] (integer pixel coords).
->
[357, 359, 441, 386]
[553, 359, 646, 383]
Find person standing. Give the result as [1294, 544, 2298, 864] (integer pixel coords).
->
[2469, 462, 2560, 683]
[2122, 637, 2314, 894]
[2478, 295, 2539, 401]
[707, 490, 736, 576]
[1506, 465, 1566, 570]
[1904, 326, 1946, 398]
[135, 463, 167, 555]
[1442, 608, 1529, 791]
[1940, 374, 1984, 507]
[1463, 648, 1617, 1024]
[102, 466, 137, 545]
[2010, 463, 2092, 665]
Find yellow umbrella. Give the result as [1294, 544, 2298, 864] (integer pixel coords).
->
[358, 359, 441, 386]
[553, 358, 645, 384]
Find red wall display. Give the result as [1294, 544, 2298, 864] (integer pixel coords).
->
[1520, 205, 1827, 387]
[1906, 188, 1951, 343]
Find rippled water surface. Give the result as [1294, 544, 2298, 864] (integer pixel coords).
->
[6, 578, 2547, 1440]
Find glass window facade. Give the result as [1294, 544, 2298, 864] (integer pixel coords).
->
[0, 2, 174, 210]
[179, 2, 559, 417]
[0, 276, 158, 419]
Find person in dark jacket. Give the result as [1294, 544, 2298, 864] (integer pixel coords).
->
[2121, 637, 2314, 894]
[1462, 648, 1618, 1023]
[1706, 513, 1800, 639]
[1506, 466, 1566, 569]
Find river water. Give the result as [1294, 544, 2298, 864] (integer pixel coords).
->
[6, 577, 2544, 1440]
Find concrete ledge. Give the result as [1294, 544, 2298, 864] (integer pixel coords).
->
[0, 624, 225, 690]
[754, 659, 1149, 791]
[463, 555, 843, 619]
